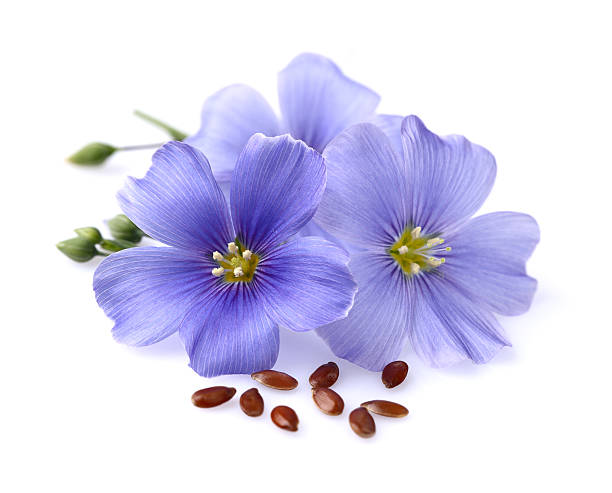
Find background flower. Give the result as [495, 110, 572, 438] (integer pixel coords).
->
[315, 116, 540, 370]
[185, 53, 380, 187]
[94, 135, 356, 377]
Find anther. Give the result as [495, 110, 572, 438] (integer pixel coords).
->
[212, 267, 224, 277]
[228, 242, 238, 254]
[233, 266, 244, 277]
[426, 238, 444, 248]
[398, 245, 409, 255]
[410, 263, 420, 275]
[411, 226, 422, 239]
[242, 249, 252, 260]
[212, 251, 224, 262]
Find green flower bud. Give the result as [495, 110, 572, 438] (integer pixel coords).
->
[56, 237, 98, 262]
[67, 142, 116, 165]
[107, 214, 144, 242]
[74, 227, 102, 244]
[99, 238, 138, 253]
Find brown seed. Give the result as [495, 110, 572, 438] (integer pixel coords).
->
[312, 387, 344, 416]
[349, 407, 376, 438]
[239, 388, 264, 417]
[360, 400, 409, 418]
[382, 360, 409, 388]
[270, 405, 299, 431]
[251, 370, 298, 390]
[191, 386, 236, 408]
[309, 361, 340, 388]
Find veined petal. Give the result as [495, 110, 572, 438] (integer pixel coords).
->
[118, 142, 233, 252]
[278, 53, 380, 152]
[443, 212, 540, 316]
[230, 133, 326, 253]
[257, 237, 357, 332]
[185, 84, 281, 185]
[401, 115, 497, 233]
[370, 114, 404, 162]
[315, 123, 408, 248]
[93, 247, 219, 346]
[180, 284, 279, 377]
[409, 273, 510, 367]
[316, 252, 410, 371]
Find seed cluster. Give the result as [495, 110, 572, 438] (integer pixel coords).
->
[190, 360, 410, 438]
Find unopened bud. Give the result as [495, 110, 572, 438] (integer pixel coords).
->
[107, 214, 144, 242]
[56, 237, 98, 262]
[74, 227, 102, 244]
[99, 238, 138, 253]
[67, 143, 116, 165]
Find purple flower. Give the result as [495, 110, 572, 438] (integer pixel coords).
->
[93, 135, 357, 377]
[314, 115, 540, 370]
[184, 53, 380, 187]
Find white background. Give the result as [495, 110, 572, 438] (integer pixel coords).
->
[1, 1, 610, 491]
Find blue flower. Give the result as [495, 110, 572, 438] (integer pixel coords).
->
[314, 115, 540, 370]
[184, 53, 380, 188]
[93, 135, 357, 377]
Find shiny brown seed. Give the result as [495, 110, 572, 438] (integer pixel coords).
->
[191, 386, 236, 408]
[382, 360, 409, 388]
[349, 407, 376, 438]
[360, 400, 409, 418]
[251, 370, 298, 390]
[270, 405, 299, 431]
[309, 361, 340, 388]
[312, 387, 344, 416]
[239, 388, 264, 417]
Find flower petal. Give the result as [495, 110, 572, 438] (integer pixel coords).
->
[179, 285, 279, 377]
[370, 114, 404, 161]
[185, 84, 281, 185]
[315, 123, 408, 249]
[278, 53, 380, 152]
[230, 133, 326, 253]
[93, 247, 219, 346]
[257, 237, 357, 332]
[316, 252, 410, 371]
[401, 115, 497, 233]
[409, 273, 510, 367]
[118, 141, 233, 252]
[443, 212, 540, 316]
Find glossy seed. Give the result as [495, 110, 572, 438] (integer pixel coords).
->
[309, 361, 340, 388]
[251, 370, 298, 390]
[271, 405, 299, 431]
[382, 360, 409, 388]
[360, 400, 409, 418]
[349, 407, 376, 438]
[191, 386, 236, 408]
[239, 388, 264, 417]
[312, 387, 345, 416]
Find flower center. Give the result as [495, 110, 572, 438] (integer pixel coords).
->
[211, 240, 259, 283]
[389, 226, 451, 276]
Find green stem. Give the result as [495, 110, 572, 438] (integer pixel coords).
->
[117, 142, 166, 151]
[133, 110, 188, 141]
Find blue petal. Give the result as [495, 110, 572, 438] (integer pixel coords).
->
[118, 142, 234, 252]
[409, 273, 510, 367]
[93, 247, 220, 346]
[230, 133, 326, 253]
[179, 285, 279, 377]
[185, 84, 281, 185]
[401, 115, 497, 233]
[443, 212, 540, 316]
[257, 237, 357, 332]
[278, 53, 380, 152]
[316, 252, 410, 371]
[315, 123, 408, 248]
[370, 114, 404, 161]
